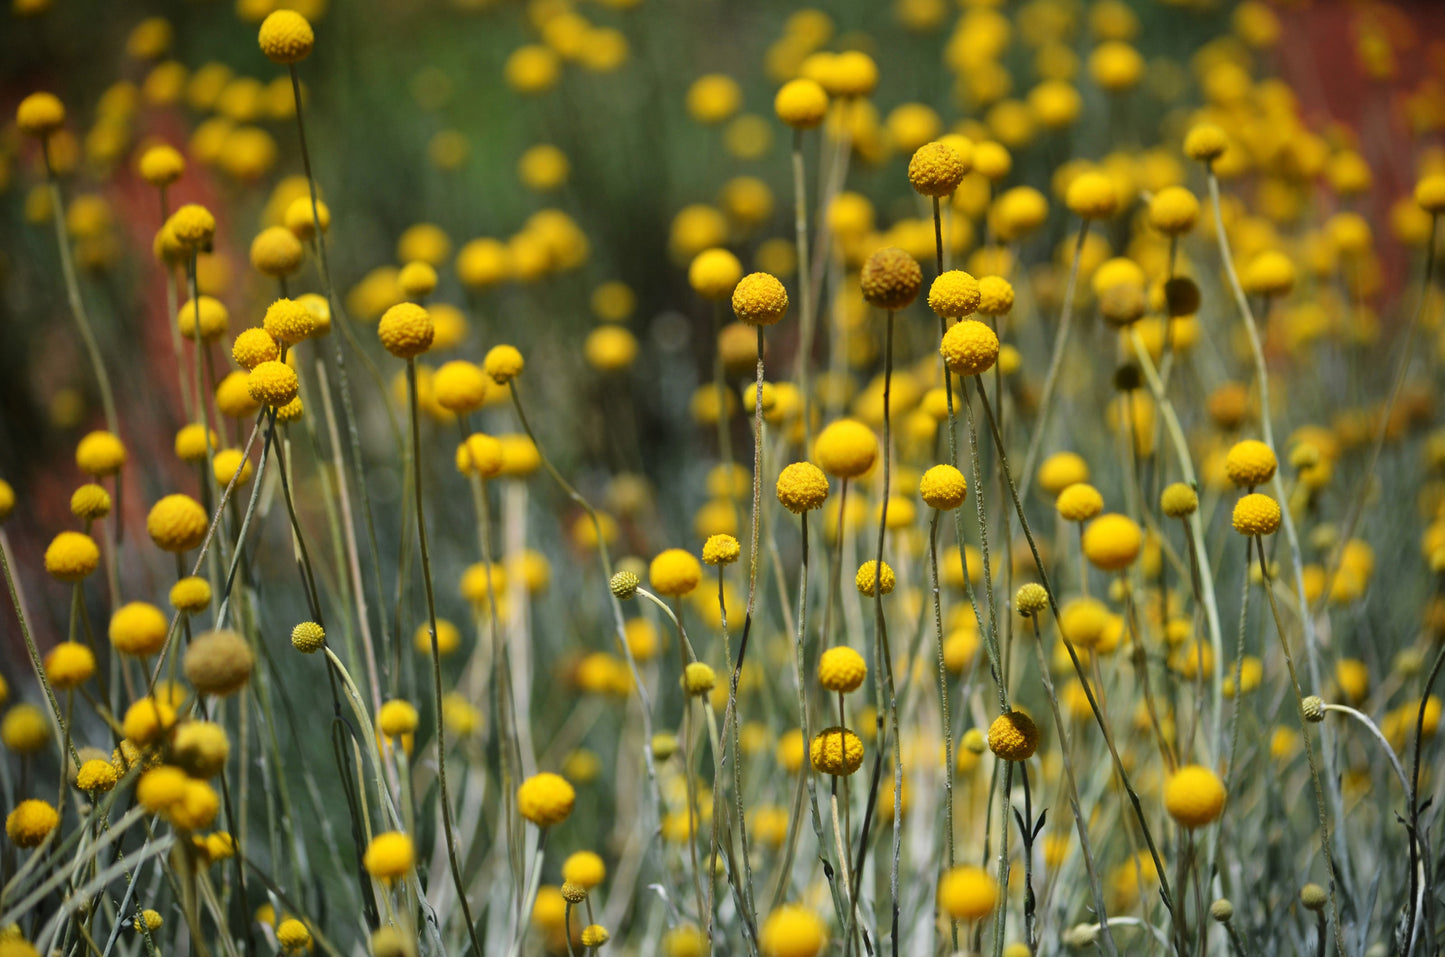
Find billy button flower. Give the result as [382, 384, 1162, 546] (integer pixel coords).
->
[232, 327, 279, 370]
[919, 464, 967, 511]
[928, 270, 980, 320]
[1164, 764, 1226, 829]
[1224, 439, 1277, 489]
[854, 560, 895, 597]
[247, 360, 299, 407]
[775, 462, 829, 513]
[813, 419, 877, 479]
[257, 9, 314, 64]
[818, 646, 867, 693]
[250, 227, 304, 279]
[1064, 170, 1119, 220]
[44, 531, 100, 581]
[363, 830, 415, 881]
[517, 771, 576, 827]
[988, 709, 1039, 760]
[1056, 483, 1104, 523]
[758, 906, 827, 957]
[940, 319, 1000, 377]
[43, 642, 95, 690]
[70, 484, 111, 521]
[110, 601, 169, 656]
[1183, 122, 1229, 164]
[76, 430, 125, 477]
[907, 141, 969, 198]
[649, 548, 702, 597]
[170, 577, 212, 615]
[483, 343, 524, 383]
[137, 144, 184, 188]
[183, 629, 253, 697]
[6, 799, 59, 848]
[809, 726, 863, 775]
[702, 534, 741, 566]
[433, 360, 490, 416]
[1080, 513, 1142, 572]
[1147, 186, 1200, 236]
[16, 92, 65, 139]
[263, 298, 316, 347]
[689, 248, 743, 301]
[976, 276, 1014, 318]
[1232, 493, 1282, 536]
[177, 296, 229, 342]
[937, 865, 999, 921]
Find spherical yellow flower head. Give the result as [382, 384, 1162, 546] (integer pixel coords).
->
[258, 10, 314, 64]
[483, 344, 524, 384]
[1232, 493, 1281, 537]
[758, 905, 827, 957]
[650, 548, 702, 596]
[689, 248, 743, 301]
[44, 642, 95, 690]
[398, 260, 438, 299]
[249, 227, 303, 278]
[138, 144, 185, 186]
[814, 419, 877, 478]
[216, 371, 261, 418]
[775, 462, 830, 513]
[682, 662, 717, 696]
[378, 699, 419, 738]
[1015, 583, 1049, 617]
[1240, 250, 1295, 298]
[1065, 170, 1119, 219]
[2, 704, 47, 754]
[1147, 186, 1199, 235]
[940, 319, 1000, 377]
[854, 560, 895, 597]
[686, 73, 742, 125]
[176, 426, 217, 464]
[123, 698, 177, 746]
[584, 326, 638, 373]
[184, 629, 253, 697]
[1183, 123, 1229, 163]
[579, 925, 610, 948]
[285, 196, 330, 240]
[1080, 513, 1142, 572]
[169, 203, 216, 251]
[262, 298, 316, 347]
[76, 758, 119, 793]
[1055, 482, 1104, 522]
[702, 534, 741, 566]
[44, 531, 100, 582]
[110, 601, 168, 656]
[831, 50, 879, 97]
[937, 865, 998, 921]
[276, 919, 312, 952]
[731, 272, 789, 326]
[919, 464, 967, 511]
[976, 275, 1016, 317]
[1163, 764, 1226, 829]
[988, 709, 1039, 761]
[775, 78, 828, 129]
[247, 360, 299, 408]
[818, 646, 867, 693]
[1415, 175, 1445, 215]
[927, 270, 980, 319]
[431, 360, 489, 415]
[907, 141, 967, 198]
[213, 450, 254, 490]
[1037, 452, 1089, 496]
[177, 296, 229, 341]
[5, 799, 58, 849]
[810, 726, 863, 776]
[1224, 439, 1277, 488]
[860, 247, 923, 311]
[173, 721, 231, 778]
[376, 303, 434, 359]
[1160, 482, 1199, 518]
[70, 483, 112, 521]
[76, 430, 126, 477]
[231, 328, 279, 371]
[517, 771, 576, 827]
[17, 92, 65, 137]
[363, 830, 415, 880]
[0, 479, 14, 523]
[554, 850, 607, 891]
[290, 621, 325, 654]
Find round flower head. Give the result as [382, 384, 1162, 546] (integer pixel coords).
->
[580, 926, 609, 948]
[940, 319, 1000, 376]
[774, 78, 828, 129]
[484, 344, 524, 383]
[1056, 483, 1104, 522]
[689, 248, 743, 301]
[818, 646, 867, 693]
[682, 662, 716, 695]
[1160, 482, 1199, 518]
[247, 361, 299, 407]
[285, 620, 323, 654]
[172, 721, 230, 778]
[17, 92, 65, 137]
[377, 303, 434, 358]
[928, 270, 980, 319]
[70, 483, 111, 521]
[759, 905, 827, 957]
[810, 726, 863, 775]
[609, 571, 640, 600]
[258, 10, 314, 64]
[731, 272, 789, 326]
[907, 141, 967, 197]
[183, 629, 253, 696]
[988, 709, 1039, 760]
[76, 430, 126, 476]
[1080, 513, 1142, 571]
[976, 276, 1015, 316]
[378, 699, 419, 737]
[44, 642, 95, 689]
[231, 328, 279, 370]
[6, 799, 58, 848]
[178, 296, 229, 341]
[1147, 186, 1199, 235]
[1015, 583, 1048, 617]
[110, 601, 168, 656]
[1163, 764, 1226, 829]
[1, 705, 48, 753]
[1038, 452, 1089, 495]
[170, 576, 212, 613]
[147, 493, 208, 552]
[584, 327, 638, 372]
[45, 531, 99, 581]
[859, 247, 923, 310]
[650, 548, 702, 596]
[433, 361, 490, 414]
[1184, 123, 1229, 162]
[77, 758, 119, 793]
[276, 919, 311, 952]
[702, 534, 741, 566]
[855, 560, 895, 597]
[776, 462, 829, 513]
[1224, 439, 1277, 488]
[363, 831, 414, 880]
[285, 196, 330, 239]
[563, 850, 606, 890]
[169, 204, 216, 250]
[456, 433, 504, 477]
[0, 479, 13, 523]
[814, 419, 877, 478]
[1065, 171, 1118, 219]
[1232, 493, 1281, 536]
[1416, 174, 1445, 215]
[830, 50, 878, 97]
[517, 771, 576, 827]
[919, 464, 967, 510]
[1240, 250, 1295, 297]
[249, 227, 303, 277]
[263, 298, 315, 345]
[937, 865, 998, 920]
[138, 144, 184, 186]
[274, 397, 305, 423]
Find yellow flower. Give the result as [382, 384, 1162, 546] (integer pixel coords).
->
[147, 493, 208, 552]
[291, 622, 325, 654]
[16, 92, 65, 137]
[854, 560, 895, 597]
[44, 531, 100, 581]
[1232, 493, 1282, 536]
[110, 602, 169, 656]
[76, 430, 126, 476]
[731, 272, 789, 326]
[363, 831, 415, 880]
[1080, 513, 1142, 571]
[378, 303, 434, 359]
[988, 709, 1039, 760]
[484, 344, 525, 383]
[813, 419, 877, 478]
[928, 270, 980, 319]
[919, 464, 967, 511]
[257, 10, 314, 64]
[758, 905, 827, 957]
[1055, 483, 1104, 522]
[818, 646, 867, 693]
[1, 705, 48, 753]
[649, 549, 702, 596]
[774, 78, 828, 129]
[43, 642, 95, 689]
[907, 141, 968, 198]
[247, 361, 300, 407]
[937, 865, 998, 920]
[1064, 170, 1118, 219]
[940, 319, 1000, 376]
[1224, 439, 1278, 488]
[276, 918, 312, 952]
[860, 247, 923, 310]
[378, 700, 419, 738]
[689, 248, 743, 301]
[517, 772, 576, 827]
[702, 534, 741, 566]
[5, 799, 59, 848]
[183, 629, 253, 697]
[1164, 764, 1226, 829]
[263, 298, 316, 345]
